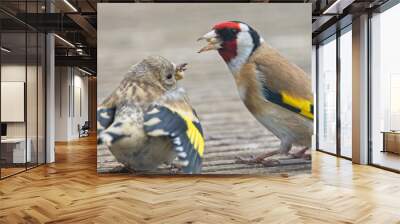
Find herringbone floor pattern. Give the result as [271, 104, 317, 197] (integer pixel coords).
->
[1, 136, 400, 223]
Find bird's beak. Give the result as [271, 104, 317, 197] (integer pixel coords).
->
[197, 30, 222, 53]
[175, 63, 188, 80]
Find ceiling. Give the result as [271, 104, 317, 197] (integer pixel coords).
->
[0, 0, 393, 73]
[0, 0, 97, 73]
[311, 0, 389, 43]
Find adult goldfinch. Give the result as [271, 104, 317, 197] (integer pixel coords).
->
[97, 56, 205, 174]
[198, 21, 313, 165]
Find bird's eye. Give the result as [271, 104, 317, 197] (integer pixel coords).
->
[166, 74, 173, 79]
[232, 29, 239, 33]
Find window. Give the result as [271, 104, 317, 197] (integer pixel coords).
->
[317, 36, 337, 154]
[370, 3, 400, 171]
[316, 26, 353, 159]
[339, 27, 352, 158]
[0, 1, 47, 179]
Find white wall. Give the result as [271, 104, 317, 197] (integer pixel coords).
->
[76, 72, 89, 138]
[1, 65, 26, 138]
[71, 73, 89, 138]
[1, 65, 37, 138]
[1, 63, 46, 164]
[55, 66, 69, 141]
[46, 5, 56, 163]
[55, 67, 89, 141]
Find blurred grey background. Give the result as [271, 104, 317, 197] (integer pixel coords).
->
[98, 3, 311, 101]
[97, 3, 312, 174]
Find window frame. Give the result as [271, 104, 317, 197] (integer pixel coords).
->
[315, 24, 353, 161]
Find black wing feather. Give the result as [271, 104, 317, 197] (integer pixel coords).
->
[143, 105, 204, 174]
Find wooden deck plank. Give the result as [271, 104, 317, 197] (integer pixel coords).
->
[97, 64, 311, 174]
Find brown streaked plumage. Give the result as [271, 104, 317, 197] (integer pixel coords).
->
[199, 21, 313, 165]
[97, 56, 204, 174]
[251, 44, 313, 101]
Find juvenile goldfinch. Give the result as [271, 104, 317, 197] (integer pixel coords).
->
[97, 56, 204, 174]
[198, 21, 313, 165]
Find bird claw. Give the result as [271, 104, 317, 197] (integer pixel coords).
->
[261, 159, 281, 167]
[169, 167, 180, 174]
[235, 156, 265, 165]
[235, 156, 281, 166]
[123, 166, 137, 174]
[289, 147, 311, 160]
[303, 154, 312, 160]
[169, 161, 185, 174]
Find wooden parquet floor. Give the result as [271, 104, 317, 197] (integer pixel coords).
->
[1, 136, 400, 224]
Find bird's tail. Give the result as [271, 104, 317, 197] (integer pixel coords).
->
[143, 105, 205, 174]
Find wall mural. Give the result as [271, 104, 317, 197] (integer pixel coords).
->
[97, 3, 313, 175]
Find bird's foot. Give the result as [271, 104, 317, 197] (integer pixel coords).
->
[289, 147, 311, 160]
[235, 156, 281, 166]
[235, 155, 262, 164]
[261, 159, 281, 166]
[123, 166, 137, 174]
[235, 153, 281, 166]
[235, 150, 280, 165]
[169, 164, 181, 174]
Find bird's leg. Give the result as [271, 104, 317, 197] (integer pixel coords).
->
[289, 147, 311, 160]
[235, 141, 292, 165]
[235, 150, 280, 165]
[235, 143, 286, 165]
[168, 162, 181, 174]
[123, 166, 137, 174]
[259, 141, 292, 166]
[279, 141, 292, 155]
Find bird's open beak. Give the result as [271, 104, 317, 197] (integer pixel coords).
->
[197, 30, 222, 53]
[175, 63, 188, 80]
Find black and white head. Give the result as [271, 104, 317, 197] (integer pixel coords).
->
[198, 21, 263, 74]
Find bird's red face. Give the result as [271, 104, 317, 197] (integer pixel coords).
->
[198, 21, 261, 63]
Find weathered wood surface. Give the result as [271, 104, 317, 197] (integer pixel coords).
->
[97, 4, 311, 174]
[97, 69, 311, 174]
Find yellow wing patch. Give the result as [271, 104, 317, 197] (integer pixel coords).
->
[281, 92, 314, 120]
[180, 114, 205, 157]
